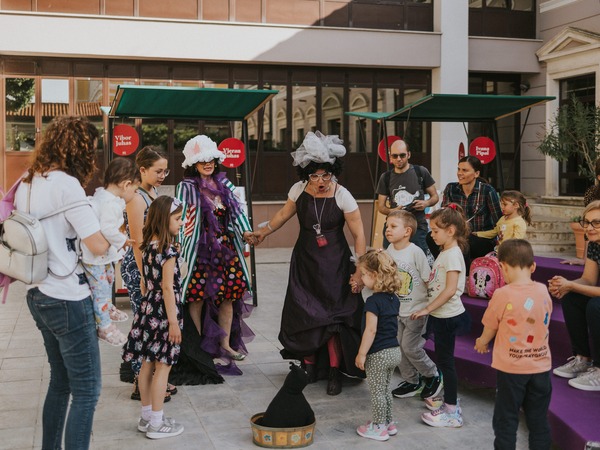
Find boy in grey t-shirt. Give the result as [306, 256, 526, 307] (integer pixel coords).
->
[385, 210, 443, 400]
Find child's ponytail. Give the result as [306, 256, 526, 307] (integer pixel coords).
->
[429, 203, 470, 254]
[501, 190, 532, 226]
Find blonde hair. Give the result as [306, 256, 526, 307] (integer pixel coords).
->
[583, 200, 600, 221]
[387, 210, 417, 238]
[357, 249, 402, 294]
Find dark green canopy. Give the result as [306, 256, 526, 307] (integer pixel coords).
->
[108, 85, 278, 120]
[346, 93, 554, 122]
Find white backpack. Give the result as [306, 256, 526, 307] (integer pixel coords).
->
[0, 181, 89, 288]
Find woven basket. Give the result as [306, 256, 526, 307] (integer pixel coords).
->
[250, 413, 315, 448]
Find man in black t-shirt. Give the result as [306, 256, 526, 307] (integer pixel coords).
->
[376, 140, 439, 254]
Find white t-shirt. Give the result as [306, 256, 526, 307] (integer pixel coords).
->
[288, 181, 358, 213]
[386, 243, 431, 317]
[82, 187, 127, 265]
[14, 171, 100, 301]
[427, 246, 466, 319]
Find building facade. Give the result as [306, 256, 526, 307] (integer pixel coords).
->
[0, 1, 599, 245]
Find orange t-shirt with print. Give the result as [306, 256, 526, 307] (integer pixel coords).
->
[482, 281, 552, 374]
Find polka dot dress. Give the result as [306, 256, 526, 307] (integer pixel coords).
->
[187, 206, 248, 306]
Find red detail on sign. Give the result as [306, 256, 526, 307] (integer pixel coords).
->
[112, 124, 139, 156]
[378, 136, 402, 162]
[218, 138, 246, 168]
[469, 136, 496, 164]
[458, 142, 465, 160]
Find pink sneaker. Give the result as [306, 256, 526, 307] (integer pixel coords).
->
[386, 421, 398, 436]
[356, 422, 389, 441]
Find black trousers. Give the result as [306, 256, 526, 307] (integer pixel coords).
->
[493, 370, 552, 450]
[561, 292, 600, 363]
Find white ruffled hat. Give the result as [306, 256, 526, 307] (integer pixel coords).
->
[181, 135, 226, 168]
[291, 131, 346, 168]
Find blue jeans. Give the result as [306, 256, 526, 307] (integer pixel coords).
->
[27, 288, 101, 450]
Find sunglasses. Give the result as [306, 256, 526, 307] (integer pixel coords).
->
[390, 153, 408, 159]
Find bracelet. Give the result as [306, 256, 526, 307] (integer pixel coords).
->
[266, 221, 274, 232]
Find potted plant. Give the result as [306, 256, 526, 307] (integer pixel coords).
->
[538, 96, 600, 184]
[569, 216, 585, 259]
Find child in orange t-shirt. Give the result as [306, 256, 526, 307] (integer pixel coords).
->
[474, 239, 552, 450]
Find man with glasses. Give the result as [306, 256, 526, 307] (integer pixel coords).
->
[376, 139, 439, 255]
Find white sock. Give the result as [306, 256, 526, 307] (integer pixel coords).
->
[141, 405, 152, 421]
[445, 403, 457, 413]
[150, 409, 164, 428]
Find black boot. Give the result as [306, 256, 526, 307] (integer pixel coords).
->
[327, 367, 342, 396]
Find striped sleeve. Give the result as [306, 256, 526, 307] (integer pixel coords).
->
[175, 181, 201, 301]
[224, 179, 252, 234]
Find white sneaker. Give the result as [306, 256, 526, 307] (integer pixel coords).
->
[568, 367, 600, 391]
[553, 356, 592, 379]
[421, 404, 463, 428]
[146, 417, 184, 439]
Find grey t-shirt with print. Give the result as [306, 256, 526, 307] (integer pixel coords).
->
[376, 165, 435, 231]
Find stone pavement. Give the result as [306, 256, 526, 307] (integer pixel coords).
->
[0, 248, 533, 449]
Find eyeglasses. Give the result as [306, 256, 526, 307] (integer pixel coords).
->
[308, 172, 332, 181]
[579, 219, 600, 229]
[390, 153, 408, 159]
[198, 160, 215, 166]
[154, 169, 170, 177]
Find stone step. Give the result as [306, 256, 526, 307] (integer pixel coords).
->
[529, 203, 584, 220]
[526, 230, 574, 241]
[529, 240, 576, 254]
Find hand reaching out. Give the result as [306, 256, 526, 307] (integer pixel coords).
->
[243, 231, 258, 246]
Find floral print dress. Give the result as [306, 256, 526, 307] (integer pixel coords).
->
[122, 242, 183, 366]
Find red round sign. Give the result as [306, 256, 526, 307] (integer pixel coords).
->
[469, 136, 496, 164]
[112, 124, 139, 156]
[377, 136, 402, 162]
[218, 138, 246, 168]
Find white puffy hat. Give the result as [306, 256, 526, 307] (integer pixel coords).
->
[181, 135, 226, 168]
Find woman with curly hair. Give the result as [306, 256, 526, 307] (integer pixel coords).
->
[14, 116, 109, 449]
[254, 131, 367, 395]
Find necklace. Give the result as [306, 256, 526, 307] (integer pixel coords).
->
[313, 195, 328, 247]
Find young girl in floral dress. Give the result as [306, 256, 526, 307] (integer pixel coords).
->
[122, 196, 185, 439]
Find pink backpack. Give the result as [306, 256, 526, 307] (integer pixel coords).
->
[0, 178, 22, 304]
[467, 252, 505, 299]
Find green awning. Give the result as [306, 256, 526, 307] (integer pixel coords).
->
[346, 94, 554, 123]
[345, 111, 389, 120]
[386, 93, 554, 122]
[108, 85, 278, 121]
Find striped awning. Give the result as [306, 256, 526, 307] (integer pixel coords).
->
[6, 102, 103, 118]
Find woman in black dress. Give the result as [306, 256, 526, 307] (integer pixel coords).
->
[254, 131, 367, 395]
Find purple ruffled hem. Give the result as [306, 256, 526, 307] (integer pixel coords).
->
[199, 290, 255, 376]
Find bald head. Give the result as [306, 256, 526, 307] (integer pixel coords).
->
[390, 140, 408, 153]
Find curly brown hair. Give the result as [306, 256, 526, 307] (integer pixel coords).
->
[24, 116, 99, 187]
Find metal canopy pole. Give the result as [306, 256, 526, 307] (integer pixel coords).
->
[242, 119, 258, 307]
[492, 121, 505, 192]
